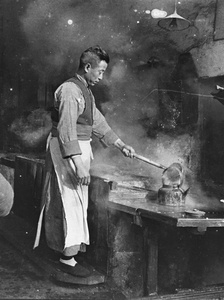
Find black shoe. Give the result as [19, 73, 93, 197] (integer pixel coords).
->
[59, 262, 91, 277]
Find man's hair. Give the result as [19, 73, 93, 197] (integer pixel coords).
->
[79, 45, 110, 69]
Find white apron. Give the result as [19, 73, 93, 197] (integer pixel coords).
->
[34, 136, 93, 251]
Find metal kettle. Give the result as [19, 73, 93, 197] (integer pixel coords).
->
[158, 184, 184, 206]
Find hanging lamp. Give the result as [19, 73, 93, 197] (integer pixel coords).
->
[158, 0, 191, 31]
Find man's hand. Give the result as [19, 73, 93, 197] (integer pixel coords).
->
[121, 144, 135, 158]
[70, 155, 91, 185]
[114, 138, 135, 158]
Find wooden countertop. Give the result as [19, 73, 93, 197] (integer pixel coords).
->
[108, 187, 224, 230]
[90, 163, 224, 230]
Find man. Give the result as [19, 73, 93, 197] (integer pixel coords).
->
[34, 46, 135, 277]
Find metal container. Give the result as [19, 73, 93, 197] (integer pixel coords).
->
[158, 184, 184, 206]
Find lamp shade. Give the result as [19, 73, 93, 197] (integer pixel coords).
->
[158, 2, 191, 31]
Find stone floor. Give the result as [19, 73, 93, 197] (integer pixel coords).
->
[0, 233, 128, 299]
[0, 210, 128, 300]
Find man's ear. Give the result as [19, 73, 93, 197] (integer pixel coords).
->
[84, 63, 91, 73]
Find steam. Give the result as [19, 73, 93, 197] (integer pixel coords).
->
[93, 61, 192, 178]
[185, 181, 224, 212]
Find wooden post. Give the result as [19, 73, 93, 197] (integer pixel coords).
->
[143, 221, 158, 296]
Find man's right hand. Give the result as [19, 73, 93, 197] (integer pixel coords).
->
[70, 155, 91, 186]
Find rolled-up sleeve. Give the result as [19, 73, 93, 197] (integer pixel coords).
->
[55, 82, 84, 157]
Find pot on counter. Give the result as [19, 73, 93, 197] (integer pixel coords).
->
[158, 184, 184, 206]
[158, 162, 186, 206]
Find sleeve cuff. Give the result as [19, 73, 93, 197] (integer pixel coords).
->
[100, 129, 119, 147]
[60, 140, 82, 158]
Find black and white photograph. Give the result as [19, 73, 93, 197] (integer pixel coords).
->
[1, 0, 224, 299]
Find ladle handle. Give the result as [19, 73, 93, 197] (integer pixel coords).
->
[133, 153, 167, 170]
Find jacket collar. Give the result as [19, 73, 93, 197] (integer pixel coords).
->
[76, 73, 88, 88]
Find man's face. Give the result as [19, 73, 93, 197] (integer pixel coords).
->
[84, 60, 108, 86]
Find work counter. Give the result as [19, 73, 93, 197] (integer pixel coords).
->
[109, 188, 224, 230]
[88, 171, 224, 298]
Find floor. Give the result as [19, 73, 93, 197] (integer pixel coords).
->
[0, 233, 129, 299]
[0, 212, 127, 300]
